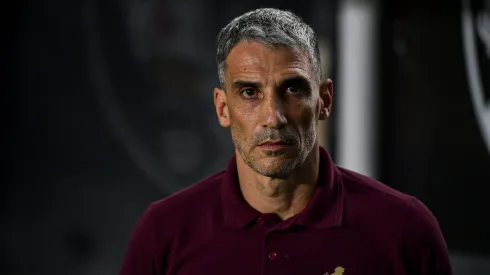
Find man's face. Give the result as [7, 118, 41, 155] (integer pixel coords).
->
[214, 41, 332, 178]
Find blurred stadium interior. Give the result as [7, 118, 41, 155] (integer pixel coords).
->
[4, 0, 490, 274]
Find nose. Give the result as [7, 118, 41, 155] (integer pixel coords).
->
[261, 93, 287, 129]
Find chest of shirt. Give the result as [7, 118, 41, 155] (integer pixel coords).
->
[164, 227, 396, 275]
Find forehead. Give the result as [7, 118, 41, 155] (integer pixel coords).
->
[225, 41, 313, 82]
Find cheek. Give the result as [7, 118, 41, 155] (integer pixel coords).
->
[233, 99, 262, 121]
[289, 100, 317, 125]
[289, 103, 319, 142]
[229, 106, 256, 137]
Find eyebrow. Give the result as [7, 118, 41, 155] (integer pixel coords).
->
[231, 75, 312, 90]
[278, 75, 311, 89]
[231, 80, 261, 90]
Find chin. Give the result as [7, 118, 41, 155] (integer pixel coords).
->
[254, 158, 298, 178]
[256, 169, 292, 179]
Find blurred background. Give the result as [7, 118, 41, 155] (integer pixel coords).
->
[5, 0, 490, 274]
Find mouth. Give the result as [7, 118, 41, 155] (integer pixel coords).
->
[257, 140, 292, 151]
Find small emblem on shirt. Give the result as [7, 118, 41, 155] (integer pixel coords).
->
[324, 266, 345, 275]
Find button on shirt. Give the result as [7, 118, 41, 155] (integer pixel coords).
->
[120, 147, 452, 275]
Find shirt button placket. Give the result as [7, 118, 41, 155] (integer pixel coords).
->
[264, 231, 281, 275]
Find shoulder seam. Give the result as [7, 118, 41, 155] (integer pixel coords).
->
[395, 197, 418, 260]
[339, 167, 412, 202]
[145, 202, 159, 266]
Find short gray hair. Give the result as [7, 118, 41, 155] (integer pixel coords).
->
[216, 8, 322, 89]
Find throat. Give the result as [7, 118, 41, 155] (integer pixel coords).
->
[241, 178, 315, 220]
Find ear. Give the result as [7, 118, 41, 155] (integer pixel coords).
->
[319, 78, 333, 120]
[214, 87, 230, 127]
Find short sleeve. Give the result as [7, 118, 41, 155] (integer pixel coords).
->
[400, 198, 453, 275]
[119, 203, 164, 275]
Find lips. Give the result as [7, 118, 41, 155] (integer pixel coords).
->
[258, 140, 291, 150]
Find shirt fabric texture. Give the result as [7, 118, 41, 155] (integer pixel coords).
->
[120, 147, 452, 275]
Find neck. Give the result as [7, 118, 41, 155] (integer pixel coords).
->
[236, 144, 320, 220]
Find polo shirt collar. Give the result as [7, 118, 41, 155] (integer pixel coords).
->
[220, 154, 260, 228]
[220, 146, 344, 229]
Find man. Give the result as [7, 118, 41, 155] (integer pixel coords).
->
[120, 8, 452, 275]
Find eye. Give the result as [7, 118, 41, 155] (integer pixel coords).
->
[285, 86, 301, 94]
[282, 78, 311, 96]
[240, 88, 258, 99]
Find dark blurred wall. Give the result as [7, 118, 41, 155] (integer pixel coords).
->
[6, 0, 164, 274]
[5, 0, 335, 274]
[379, 0, 490, 261]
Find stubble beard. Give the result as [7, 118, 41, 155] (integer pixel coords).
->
[230, 123, 316, 179]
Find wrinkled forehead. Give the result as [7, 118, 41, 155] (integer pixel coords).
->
[225, 41, 314, 82]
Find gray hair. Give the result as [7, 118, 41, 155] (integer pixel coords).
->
[216, 8, 322, 89]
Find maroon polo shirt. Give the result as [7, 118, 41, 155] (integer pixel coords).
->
[120, 147, 452, 275]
